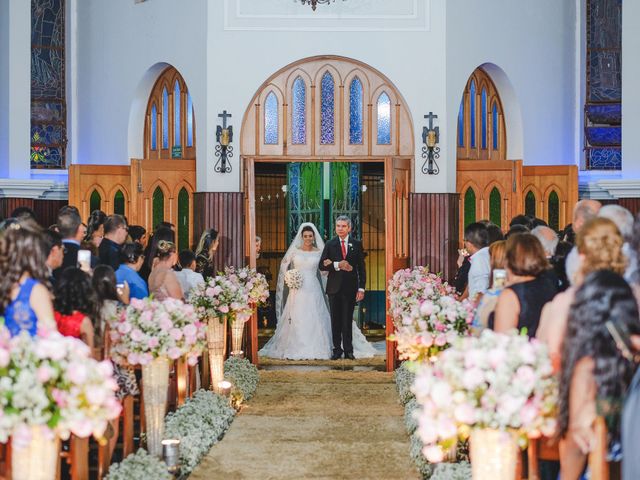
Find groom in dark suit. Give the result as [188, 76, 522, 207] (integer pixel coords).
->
[319, 216, 366, 360]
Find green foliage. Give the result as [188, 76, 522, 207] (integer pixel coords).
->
[224, 356, 259, 403]
[105, 449, 172, 480]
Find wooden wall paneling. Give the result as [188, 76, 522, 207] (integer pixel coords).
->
[0, 198, 35, 220]
[522, 165, 578, 231]
[33, 199, 67, 228]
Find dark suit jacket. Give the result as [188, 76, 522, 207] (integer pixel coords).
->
[54, 241, 80, 279]
[98, 238, 122, 271]
[319, 237, 366, 296]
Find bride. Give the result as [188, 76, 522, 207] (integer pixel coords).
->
[259, 222, 377, 360]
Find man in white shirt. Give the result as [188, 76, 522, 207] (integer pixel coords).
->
[464, 222, 491, 300]
[175, 250, 205, 299]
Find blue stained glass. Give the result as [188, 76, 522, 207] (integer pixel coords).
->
[349, 77, 363, 144]
[320, 72, 335, 144]
[264, 92, 278, 145]
[187, 94, 193, 147]
[492, 103, 498, 149]
[292, 77, 306, 144]
[162, 88, 169, 149]
[174, 81, 181, 147]
[470, 81, 476, 148]
[481, 89, 487, 149]
[377, 92, 391, 144]
[458, 101, 464, 147]
[151, 104, 157, 150]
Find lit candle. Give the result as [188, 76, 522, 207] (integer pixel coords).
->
[162, 439, 181, 474]
[218, 380, 232, 398]
[231, 350, 244, 358]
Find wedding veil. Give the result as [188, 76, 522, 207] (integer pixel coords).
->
[275, 222, 327, 323]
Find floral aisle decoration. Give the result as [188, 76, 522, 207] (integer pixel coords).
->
[0, 329, 121, 480]
[388, 266, 454, 320]
[395, 361, 417, 406]
[163, 389, 236, 475]
[108, 297, 206, 456]
[412, 329, 557, 479]
[224, 356, 259, 406]
[105, 449, 172, 480]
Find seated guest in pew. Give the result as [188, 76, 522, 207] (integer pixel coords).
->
[54, 267, 98, 349]
[0, 219, 56, 336]
[559, 270, 640, 480]
[538, 218, 626, 372]
[148, 240, 183, 301]
[493, 233, 558, 337]
[175, 249, 205, 299]
[116, 242, 148, 301]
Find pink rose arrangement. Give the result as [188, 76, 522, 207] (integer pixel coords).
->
[108, 297, 206, 366]
[411, 329, 558, 463]
[388, 267, 455, 321]
[0, 328, 122, 447]
[188, 272, 254, 323]
[225, 266, 270, 307]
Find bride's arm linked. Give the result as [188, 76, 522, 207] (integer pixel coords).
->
[318, 241, 332, 272]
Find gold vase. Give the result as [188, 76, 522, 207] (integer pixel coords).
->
[142, 356, 170, 457]
[11, 427, 60, 480]
[230, 317, 245, 356]
[207, 316, 227, 393]
[470, 429, 518, 480]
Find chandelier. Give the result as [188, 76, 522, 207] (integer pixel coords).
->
[297, 0, 342, 11]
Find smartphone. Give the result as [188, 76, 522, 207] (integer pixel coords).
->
[492, 269, 507, 288]
[605, 320, 639, 363]
[77, 249, 91, 272]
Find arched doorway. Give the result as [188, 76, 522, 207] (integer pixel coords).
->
[241, 56, 414, 371]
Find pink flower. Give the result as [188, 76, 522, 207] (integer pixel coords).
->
[219, 305, 230, 313]
[130, 329, 144, 342]
[436, 416, 457, 439]
[430, 382, 452, 408]
[520, 401, 538, 426]
[117, 322, 132, 334]
[454, 403, 477, 425]
[85, 385, 107, 405]
[127, 353, 139, 365]
[183, 324, 197, 337]
[212, 286, 223, 295]
[159, 315, 173, 331]
[488, 347, 506, 369]
[139, 353, 153, 365]
[417, 420, 439, 444]
[97, 361, 114, 377]
[167, 347, 182, 360]
[67, 364, 88, 384]
[434, 335, 447, 347]
[419, 301, 434, 316]
[52, 388, 68, 408]
[147, 337, 160, 349]
[187, 354, 199, 366]
[37, 365, 54, 383]
[169, 328, 183, 341]
[423, 445, 444, 463]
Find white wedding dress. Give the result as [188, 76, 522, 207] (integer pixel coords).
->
[259, 225, 377, 360]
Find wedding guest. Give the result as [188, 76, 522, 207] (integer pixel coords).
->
[509, 214, 533, 231]
[140, 226, 175, 281]
[115, 242, 148, 300]
[551, 240, 573, 291]
[10, 206, 37, 223]
[598, 204, 636, 282]
[85, 209, 107, 249]
[463, 222, 490, 300]
[537, 218, 626, 372]
[505, 224, 529, 239]
[175, 249, 205, 298]
[0, 220, 56, 336]
[98, 214, 129, 270]
[195, 228, 220, 280]
[474, 240, 507, 328]
[558, 270, 639, 478]
[128, 225, 147, 247]
[565, 199, 602, 281]
[256, 236, 262, 258]
[44, 229, 64, 287]
[493, 233, 558, 337]
[156, 221, 175, 232]
[54, 208, 87, 278]
[486, 223, 504, 245]
[54, 267, 97, 349]
[531, 225, 559, 258]
[148, 240, 183, 300]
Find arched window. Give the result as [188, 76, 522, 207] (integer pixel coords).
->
[144, 66, 196, 159]
[349, 77, 363, 144]
[464, 188, 476, 228]
[152, 187, 165, 230]
[548, 191, 560, 231]
[90, 190, 101, 213]
[114, 190, 125, 216]
[376, 92, 391, 145]
[264, 91, 278, 145]
[457, 68, 506, 160]
[320, 72, 335, 144]
[291, 77, 306, 144]
[177, 188, 190, 251]
[489, 187, 502, 227]
[525, 191, 536, 217]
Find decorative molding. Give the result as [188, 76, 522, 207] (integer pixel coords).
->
[0, 178, 68, 200]
[223, 0, 429, 32]
[579, 173, 640, 199]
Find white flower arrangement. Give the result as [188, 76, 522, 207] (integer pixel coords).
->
[224, 356, 259, 403]
[164, 389, 236, 475]
[108, 297, 206, 366]
[412, 329, 558, 463]
[105, 448, 172, 480]
[226, 266, 270, 307]
[188, 273, 253, 322]
[388, 266, 454, 321]
[284, 269, 303, 290]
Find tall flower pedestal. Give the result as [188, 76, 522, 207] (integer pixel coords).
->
[470, 429, 518, 480]
[230, 316, 246, 357]
[12, 428, 60, 480]
[142, 357, 170, 457]
[207, 316, 227, 394]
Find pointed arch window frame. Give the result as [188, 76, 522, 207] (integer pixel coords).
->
[349, 77, 364, 145]
[264, 91, 279, 145]
[320, 71, 336, 145]
[291, 76, 307, 145]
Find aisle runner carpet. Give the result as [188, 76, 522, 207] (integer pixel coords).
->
[190, 370, 419, 480]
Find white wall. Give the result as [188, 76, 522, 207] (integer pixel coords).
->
[622, 0, 640, 177]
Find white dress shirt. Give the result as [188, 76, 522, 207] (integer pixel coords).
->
[468, 246, 491, 299]
[175, 268, 205, 298]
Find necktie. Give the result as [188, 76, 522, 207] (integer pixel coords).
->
[341, 239, 347, 259]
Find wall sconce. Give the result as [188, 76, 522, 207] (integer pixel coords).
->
[421, 112, 440, 175]
[214, 110, 233, 174]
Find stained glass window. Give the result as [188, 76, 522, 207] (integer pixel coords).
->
[114, 190, 125, 215]
[377, 92, 391, 145]
[187, 94, 193, 147]
[525, 191, 536, 217]
[470, 81, 476, 148]
[458, 101, 464, 147]
[151, 104, 157, 150]
[264, 92, 278, 145]
[349, 77, 363, 144]
[464, 188, 476, 228]
[320, 72, 335, 144]
[152, 187, 165, 230]
[31, 0, 66, 169]
[162, 87, 169, 149]
[489, 187, 501, 227]
[177, 188, 189, 251]
[492, 102, 498, 149]
[330, 163, 361, 237]
[174, 81, 181, 147]
[481, 89, 487, 149]
[548, 191, 560, 231]
[90, 190, 101, 213]
[291, 77, 306, 144]
[287, 162, 324, 242]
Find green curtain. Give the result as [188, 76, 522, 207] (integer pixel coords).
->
[152, 187, 165, 231]
[287, 162, 324, 241]
[113, 190, 125, 215]
[90, 190, 101, 213]
[330, 163, 361, 238]
[489, 187, 502, 227]
[525, 190, 536, 217]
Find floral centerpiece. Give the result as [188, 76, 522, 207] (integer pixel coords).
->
[188, 274, 253, 323]
[388, 266, 455, 322]
[284, 269, 303, 290]
[412, 329, 557, 478]
[225, 266, 270, 307]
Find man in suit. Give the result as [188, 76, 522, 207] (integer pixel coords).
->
[319, 215, 366, 360]
[53, 208, 86, 279]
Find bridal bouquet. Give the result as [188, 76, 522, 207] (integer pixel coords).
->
[225, 266, 270, 307]
[0, 328, 122, 446]
[188, 274, 253, 323]
[412, 329, 558, 462]
[108, 297, 206, 366]
[284, 269, 303, 290]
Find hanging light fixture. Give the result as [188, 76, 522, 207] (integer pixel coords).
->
[297, 0, 343, 11]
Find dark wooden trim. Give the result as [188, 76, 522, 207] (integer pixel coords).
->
[0, 198, 66, 229]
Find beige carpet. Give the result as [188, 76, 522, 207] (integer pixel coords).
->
[189, 369, 419, 480]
